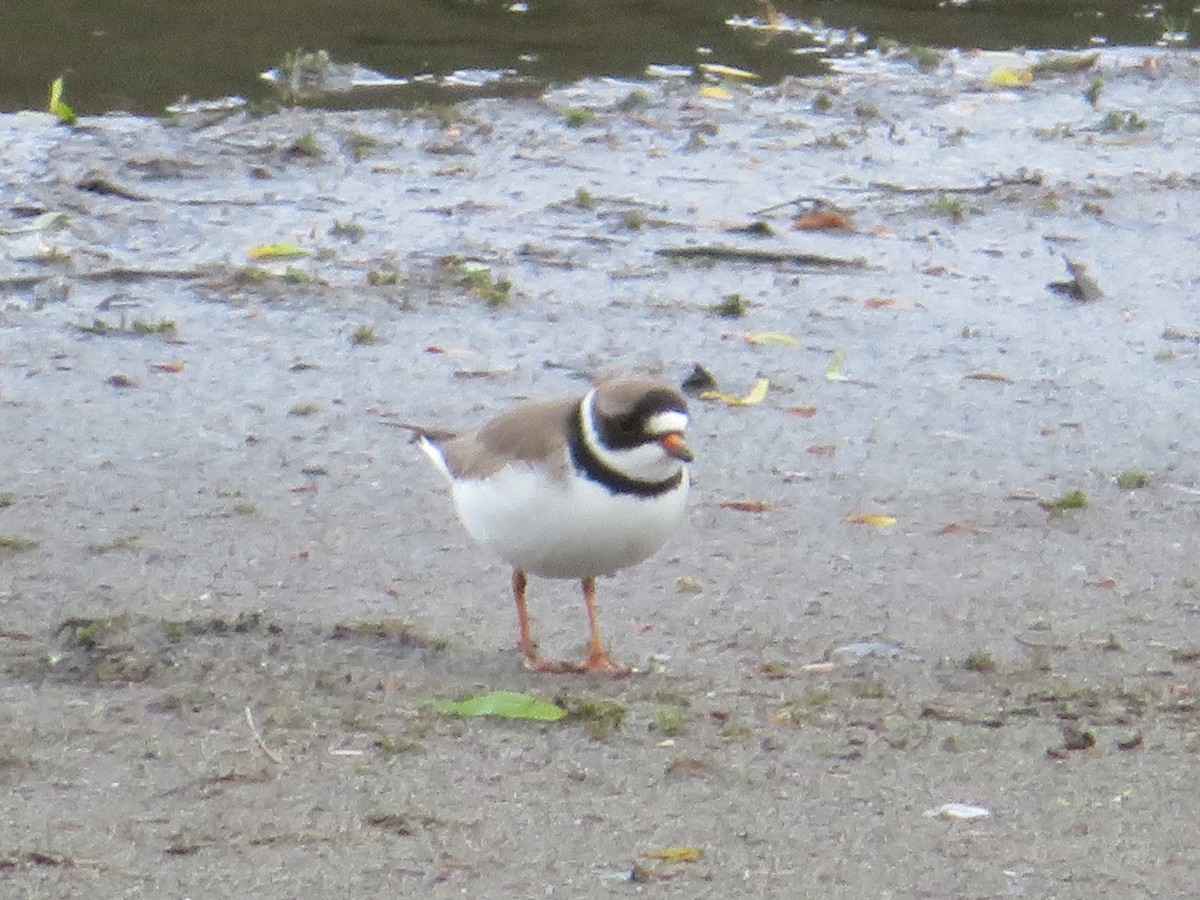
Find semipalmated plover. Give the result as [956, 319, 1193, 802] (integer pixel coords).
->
[416, 377, 693, 675]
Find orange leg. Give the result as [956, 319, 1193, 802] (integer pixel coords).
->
[512, 569, 575, 674]
[512, 570, 536, 662]
[579, 577, 631, 676]
[511, 571, 629, 676]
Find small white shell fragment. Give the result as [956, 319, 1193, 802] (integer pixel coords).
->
[925, 802, 992, 821]
[799, 662, 836, 674]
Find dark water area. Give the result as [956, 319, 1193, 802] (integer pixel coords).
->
[2, 0, 1195, 114]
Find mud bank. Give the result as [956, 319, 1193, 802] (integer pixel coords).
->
[2, 49, 1199, 898]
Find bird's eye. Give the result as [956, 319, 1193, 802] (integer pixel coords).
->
[600, 414, 645, 449]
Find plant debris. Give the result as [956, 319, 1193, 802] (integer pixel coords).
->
[641, 845, 705, 863]
[1117, 469, 1148, 489]
[680, 364, 718, 395]
[709, 293, 748, 318]
[844, 513, 896, 527]
[0, 534, 39, 552]
[1048, 257, 1104, 302]
[700, 377, 769, 406]
[1039, 489, 1088, 516]
[656, 246, 866, 268]
[559, 696, 628, 739]
[48, 77, 77, 126]
[331, 619, 448, 650]
[718, 499, 771, 513]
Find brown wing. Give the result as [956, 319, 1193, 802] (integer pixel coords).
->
[437, 395, 578, 481]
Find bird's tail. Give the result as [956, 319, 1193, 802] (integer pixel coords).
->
[380, 421, 457, 480]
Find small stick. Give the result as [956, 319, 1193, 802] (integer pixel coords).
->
[749, 195, 830, 217]
[654, 246, 868, 267]
[244, 705, 282, 765]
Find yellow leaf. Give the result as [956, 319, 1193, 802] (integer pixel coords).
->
[744, 331, 801, 346]
[825, 350, 850, 382]
[699, 63, 760, 81]
[641, 846, 705, 863]
[844, 513, 897, 527]
[246, 242, 309, 261]
[988, 67, 1033, 88]
[699, 85, 734, 101]
[741, 377, 770, 404]
[700, 377, 769, 407]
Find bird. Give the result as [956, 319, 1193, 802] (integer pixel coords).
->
[414, 377, 693, 675]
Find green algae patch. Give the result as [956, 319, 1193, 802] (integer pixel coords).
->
[330, 619, 448, 650]
[1039, 489, 1089, 516]
[0, 534, 38, 552]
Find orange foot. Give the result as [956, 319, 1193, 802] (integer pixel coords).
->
[521, 654, 583, 675]
[580, 653, 632, 677]
[521, 653, 632, 677]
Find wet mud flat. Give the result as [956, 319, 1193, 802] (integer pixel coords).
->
[2, 48, 1200, 897]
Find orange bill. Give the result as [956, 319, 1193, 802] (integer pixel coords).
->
[658, 432, 693, 462]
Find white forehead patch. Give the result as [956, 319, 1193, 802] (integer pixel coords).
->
[579, 391, 690, 484]
[645, 410, 688, 436]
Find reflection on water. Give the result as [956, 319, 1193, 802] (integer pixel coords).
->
[0, 0, 1193, 114]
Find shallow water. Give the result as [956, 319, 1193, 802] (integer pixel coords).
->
[2, 0, 1195, 114]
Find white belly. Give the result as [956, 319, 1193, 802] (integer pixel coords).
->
[449, 462, 689, 579]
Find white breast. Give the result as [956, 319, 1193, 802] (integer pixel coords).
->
[448, 455, 689, 579]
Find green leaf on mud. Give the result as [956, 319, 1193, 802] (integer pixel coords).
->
[1039, 489, 1088, 516]
[1030, 52, 1100, 78]
[246, 242, 309, 261]
[429, 690, 566, 721]
[0, 211, 69, 236]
